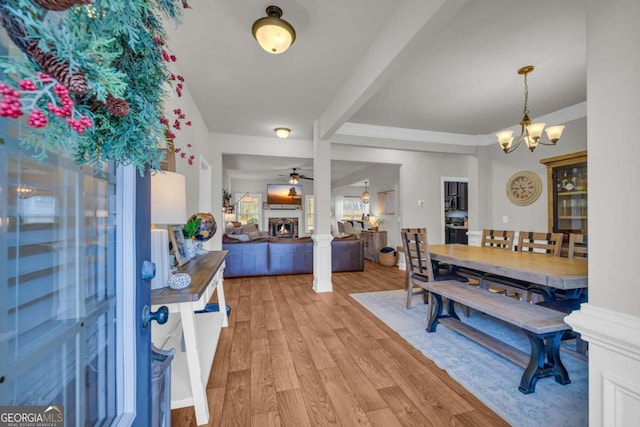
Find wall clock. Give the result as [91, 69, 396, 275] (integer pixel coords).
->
[506, 170, 542, 206]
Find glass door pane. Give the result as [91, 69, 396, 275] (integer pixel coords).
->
[553, 162, 588, 235]
[0, 140, 118, 425]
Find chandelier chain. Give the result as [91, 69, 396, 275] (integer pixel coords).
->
[523, 72, 529, 116]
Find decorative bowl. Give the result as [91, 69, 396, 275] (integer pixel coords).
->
[168, 273, 191, 290]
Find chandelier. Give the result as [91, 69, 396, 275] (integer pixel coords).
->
[360, 181, 370, 204]
[16, 182, 37, 199]
[496, 65, 565, 154]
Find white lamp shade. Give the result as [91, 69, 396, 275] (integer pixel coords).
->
[545, 125, 565, 142]
[526, 123, 546, 139]
[275, 127, 290, 139]
[254, 22, 295, 54]
[151, 172, 187, 225]
[496, 130, 514, 149]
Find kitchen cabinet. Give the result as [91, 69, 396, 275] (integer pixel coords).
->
[361, 230, 387, 263]
[540, 150, 588, 239]
[444, 181, 468, 211]
[457, 182, 467, 211]
[445, 226, 468, 244]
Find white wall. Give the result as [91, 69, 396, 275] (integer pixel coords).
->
[163, 65, 218, 247]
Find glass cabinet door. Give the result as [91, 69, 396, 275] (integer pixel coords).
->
[542, 151, 588, 240]
[553, 162, 587, 235]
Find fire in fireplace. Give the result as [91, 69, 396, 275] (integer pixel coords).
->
[270, 218, 296, 238]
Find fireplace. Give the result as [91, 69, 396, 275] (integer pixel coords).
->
[269, 218, 297, 238]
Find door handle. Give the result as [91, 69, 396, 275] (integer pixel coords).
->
[142, 305, 169, 328]
[141, 260, 156, 281]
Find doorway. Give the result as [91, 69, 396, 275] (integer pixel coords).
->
[441, 177, 469, 244]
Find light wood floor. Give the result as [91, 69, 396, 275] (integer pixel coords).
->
[171, 261, 508, 427]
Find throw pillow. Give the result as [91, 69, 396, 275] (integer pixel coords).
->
[226, 233, 250, 242]
[246, 230, 260, 240]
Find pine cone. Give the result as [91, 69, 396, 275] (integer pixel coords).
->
[27, 42, 88, 94]
[105, 94, 130, 117]
[34, 0, 92, 11]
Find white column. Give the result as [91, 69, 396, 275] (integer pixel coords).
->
[565, 1, 640, 424]
[312, 120, 333, 292]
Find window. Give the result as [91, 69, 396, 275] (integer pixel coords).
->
[236, 193, 262, 227]
[305, 195, 314, 234]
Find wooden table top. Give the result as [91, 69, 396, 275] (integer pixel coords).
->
[429, 244, 587, 290]
[151, 250, 227, 305]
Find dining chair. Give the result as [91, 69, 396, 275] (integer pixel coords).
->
[400, 228, 468, 309]
[337, 221, 345, 235]
[482, 229, 516, 250]
[516, 231, 563, 256]
[457, 229, 515, 284]
[568, 233, 588, 259]
[484, 231, 563, 301]
[342, 221, 355, 236]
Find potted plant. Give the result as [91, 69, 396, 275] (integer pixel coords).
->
[182, 216, 201, 258]
[223, 189, 232, 208]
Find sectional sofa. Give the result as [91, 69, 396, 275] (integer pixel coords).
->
[222, 234, 364, 278]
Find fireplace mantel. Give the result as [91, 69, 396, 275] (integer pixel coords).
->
[263, 209, 305, 237]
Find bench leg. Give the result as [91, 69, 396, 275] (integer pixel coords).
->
[425, 293, 459, 332]
[519, 331, 571, 394]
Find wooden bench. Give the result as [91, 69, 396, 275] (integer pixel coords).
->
[422, 280, 571, 394]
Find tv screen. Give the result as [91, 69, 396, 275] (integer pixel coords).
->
[267, 184, 302, 205]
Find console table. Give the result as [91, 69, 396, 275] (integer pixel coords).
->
[151, 250, 228, 425]
[361, 230, 387, 263]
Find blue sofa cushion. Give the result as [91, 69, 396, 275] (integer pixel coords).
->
[268, 239, 313, 275]
[223, 241, 268, 277]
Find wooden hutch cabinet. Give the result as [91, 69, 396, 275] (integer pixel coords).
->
[540, 150, 588, 243]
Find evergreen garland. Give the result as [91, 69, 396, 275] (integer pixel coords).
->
[0, 0, 189, 173]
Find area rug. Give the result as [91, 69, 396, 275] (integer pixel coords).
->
[350, 289, 588, 427]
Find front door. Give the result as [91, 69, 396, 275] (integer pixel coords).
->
[0, 134, 152, 425]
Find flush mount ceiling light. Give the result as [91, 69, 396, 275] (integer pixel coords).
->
[496, 65, 565, 154]
[360, 181, 370, 204]
[252, 5, 296, 54]
[274, 127, 290, 139]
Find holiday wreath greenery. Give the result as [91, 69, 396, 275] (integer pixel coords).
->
[0, 0, 190, 173]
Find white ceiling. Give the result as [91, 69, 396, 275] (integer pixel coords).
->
[165, 0, 586, 181]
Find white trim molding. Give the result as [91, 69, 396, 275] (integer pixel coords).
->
[566, 303, 640, 426]
[566, 303, 640, 360]
[312, 233, 333, 293]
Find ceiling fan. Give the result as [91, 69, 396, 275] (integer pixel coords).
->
[279, 168, 313, 184]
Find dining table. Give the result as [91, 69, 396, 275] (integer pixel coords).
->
[428, 243, 588, 291]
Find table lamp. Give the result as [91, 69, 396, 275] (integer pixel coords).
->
[151, 171, 187, 290]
